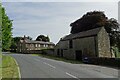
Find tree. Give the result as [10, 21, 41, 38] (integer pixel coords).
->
[0, 4, 2, 48]
[36, 35, 50, 42]
[27, 36, 32, 40]
[1, 6, 13, 51]
[70, 11, 120, 49]
[10, 37, 22, 52]
[116, 32, 120, 51]
[70, 11, 107, 34]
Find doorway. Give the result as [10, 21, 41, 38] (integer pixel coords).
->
[61, 49, 63, 57]
[57, 49, 60, 56]
[75, 50, 82, 61]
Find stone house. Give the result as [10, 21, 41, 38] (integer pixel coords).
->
[54, 27, 113, 60]
[17, 36, 55, 53]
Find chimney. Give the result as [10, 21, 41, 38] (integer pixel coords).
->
[23, 35, 27, 42]
[24, 35, 26, 39]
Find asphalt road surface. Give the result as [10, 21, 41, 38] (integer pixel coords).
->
[3, 53, 119, 80]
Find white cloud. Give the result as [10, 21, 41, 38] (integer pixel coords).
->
[3, 2, 118, 43]
[2, 0, 120, 2]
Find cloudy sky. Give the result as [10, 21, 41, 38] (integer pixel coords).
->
[2, 1, 119, 44]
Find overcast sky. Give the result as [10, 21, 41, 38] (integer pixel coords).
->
[2, 1, 119, 44]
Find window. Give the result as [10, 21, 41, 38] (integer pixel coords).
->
[39, 44, 41, 47]
[61, 49, 63, 57]
[35, 44, 37, 47]
[43, 44, 45, 47]
[69, 40, 73, 48]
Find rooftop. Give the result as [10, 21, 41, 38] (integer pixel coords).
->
[61, 27, 102, 41]
[20, 36, 54, 45]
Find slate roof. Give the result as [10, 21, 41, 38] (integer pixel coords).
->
[25, 40, 54, 45]
[20, 38, 54, 45]
[61, 27, 102, 41]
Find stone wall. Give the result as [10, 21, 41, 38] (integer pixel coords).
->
[73, 36, 96, 57]
[54, 27, 111, 59]
[42, 49, 54, 55]
[17, 41, 55, 54]
[63, 49, 76, 59]
[55, 36, 97, 60]
[54, 40, 69, 56]
[97, 27, 111, 57]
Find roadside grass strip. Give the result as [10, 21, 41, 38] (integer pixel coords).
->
[0, 52, 2, 79]
[2, 55, 20, 79]
[118, 52, 120, 58]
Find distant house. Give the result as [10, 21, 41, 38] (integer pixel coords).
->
[17, 35, 55, 53]
[54, 27, 114, 60]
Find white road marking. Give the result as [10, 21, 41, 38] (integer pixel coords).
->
[13, 58, 21, 79]
[34, 58, 56, 68]
[43, 62, 56, 69]
[66, 72, 80, 80]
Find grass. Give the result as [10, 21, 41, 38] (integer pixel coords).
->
[118, 52, 120, 58]
[32, 53, 83, 64]
[116, 51, 120, 58]
[113, 47, 120, 58]
[0, 48, 2, 79]
[2, 55, 20, 79]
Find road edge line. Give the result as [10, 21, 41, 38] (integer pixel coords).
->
[13, 57, 21, 79]
[66, 72, 80, 80]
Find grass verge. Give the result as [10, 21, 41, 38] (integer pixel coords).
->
[2, 55, 20, 79]
[0, 50, 1, 79]
[0, 65, 1, 79]
[32, 53, 83, 64]
[118, 52, 120, 58]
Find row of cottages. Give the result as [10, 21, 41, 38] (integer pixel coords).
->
[17, 36, 55, 53]
[54, 27, 115, 60]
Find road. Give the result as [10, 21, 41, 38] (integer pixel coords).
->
[3, 53, 119, 80]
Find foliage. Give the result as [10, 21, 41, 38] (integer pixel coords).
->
[70, 11, 107, 33]
[0, 4, 2, 50]
[70, 11, 120, 49]
[116, 34, 120, 51]
[10, 36, 32, 51]
[24, 35, 32, 40]
[27, 36, 32, 40]
[10, 37, 22, 51]
[36, 35, 50, 42]
[2, 6, 13, 51]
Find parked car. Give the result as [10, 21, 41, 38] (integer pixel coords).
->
[82, 57, 91, 64]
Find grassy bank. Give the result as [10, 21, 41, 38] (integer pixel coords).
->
[2, 55, 20, 79]
[0, 50, 2, 79]
[118, 52, 120, 58]
[32, 54, 83, 64]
